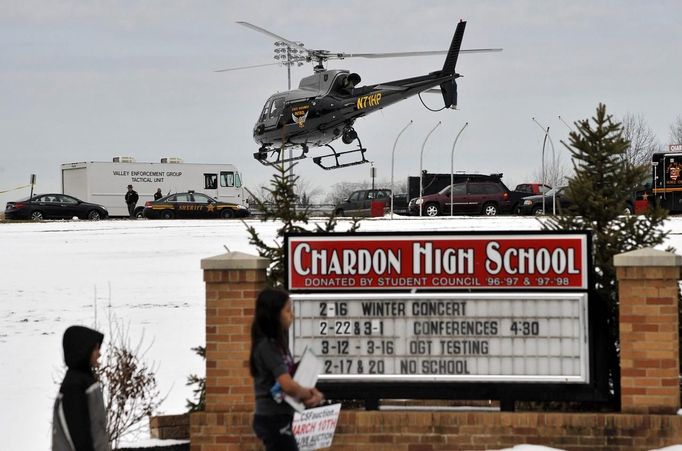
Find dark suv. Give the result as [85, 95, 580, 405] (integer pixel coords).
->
[408, 178, 514, 216]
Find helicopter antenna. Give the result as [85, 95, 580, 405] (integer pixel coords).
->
[417, 92, 446, 112]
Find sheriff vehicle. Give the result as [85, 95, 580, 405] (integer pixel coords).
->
[142, 191, 250, 219]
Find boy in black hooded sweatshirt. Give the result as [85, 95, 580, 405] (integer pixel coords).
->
[52, 325, 111, 451]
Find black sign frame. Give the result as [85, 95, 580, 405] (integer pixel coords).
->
[284, 230, 611, 407]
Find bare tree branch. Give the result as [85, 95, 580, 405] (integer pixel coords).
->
[670, 116, 682, 146]
[97, 311, 165, 448]
[621, 113, 661, 165]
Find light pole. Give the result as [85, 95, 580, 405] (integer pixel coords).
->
[390, 120, 413, 219]
[450, 122, 468, 216]
[274, 41, 305, 177]
[546, 132, 557, 214]
[419, 121, 441, 217]
[532, 118, 550, 215]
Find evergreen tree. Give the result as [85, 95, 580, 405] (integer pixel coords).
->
[544, 103, 668, 404]
[185, 345, 206, 412]
[186, 161, 360, 412]
[244, 160, 360, 287]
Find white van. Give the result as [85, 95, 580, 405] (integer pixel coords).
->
[61, 158, 246, 217]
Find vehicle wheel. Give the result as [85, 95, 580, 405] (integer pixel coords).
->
[424, 203, 440, 217]
[135, 208, 144, 219]
[87, 210, 102, 220]
[161, 210, 175, 220]
[482, 203, 498, 216]
[532, 205, 544, 216]
[220, 209, 234, 219]
[512, 203, 521, 215]
[335, 209, 344, 217]
[30, 211, 44, 221]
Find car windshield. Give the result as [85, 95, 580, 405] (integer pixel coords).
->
[542, 186, 566, 196]
[437, 184, 465, 195]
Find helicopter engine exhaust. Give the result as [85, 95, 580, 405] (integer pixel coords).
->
[340, 72, 361, 91]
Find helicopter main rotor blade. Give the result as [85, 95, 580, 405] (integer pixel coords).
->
[333, 48, 502, 60]
[235, 21, 502, 68]
[214, 61, 284, 72]
[236, 21, 310, 53]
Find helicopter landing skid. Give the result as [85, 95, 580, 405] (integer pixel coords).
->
[312, 143, 369, 170]
[253, 146, 309, 167]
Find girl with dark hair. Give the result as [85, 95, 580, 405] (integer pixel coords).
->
[250, 288, 324, 451]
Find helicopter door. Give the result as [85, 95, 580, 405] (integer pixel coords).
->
[263, 97, 285, 129]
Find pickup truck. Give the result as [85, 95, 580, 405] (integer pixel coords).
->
[334, 189, 408, 217]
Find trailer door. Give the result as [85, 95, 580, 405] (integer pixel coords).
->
[62, 167, 88, 201]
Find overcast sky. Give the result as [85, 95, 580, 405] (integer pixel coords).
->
[2, 0, 681, 206]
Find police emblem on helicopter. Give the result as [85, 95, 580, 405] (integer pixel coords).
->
[291, 104, 310, 128]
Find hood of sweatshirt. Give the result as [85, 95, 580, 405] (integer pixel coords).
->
[62, 325, 104, 372]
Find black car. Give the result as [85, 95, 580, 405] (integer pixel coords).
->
[4, 194, 108, 221]
[518, 186, 579, 215]
[143, 192, 250, 219]
[520, 186, 640, 216]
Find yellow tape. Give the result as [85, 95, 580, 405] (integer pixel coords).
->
[0, 184, 33, 194]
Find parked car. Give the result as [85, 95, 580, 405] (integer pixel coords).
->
[335, 189, 395, 217]
[514, 183, 552, 195]
[408, 179, 514, 216]
[519, 186, 640, 215]
[518, 186, 572, 215]
[4, 194, 108, 221]
[143, 191, 250, 219]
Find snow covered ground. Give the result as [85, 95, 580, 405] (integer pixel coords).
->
[1, 215, 681, 450]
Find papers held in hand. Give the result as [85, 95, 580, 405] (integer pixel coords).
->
[285, 347, 323, 412]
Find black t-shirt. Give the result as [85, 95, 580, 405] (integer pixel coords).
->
[252, 338, 296, 415]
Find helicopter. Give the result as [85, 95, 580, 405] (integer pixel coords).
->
[219, 21, 500, 170]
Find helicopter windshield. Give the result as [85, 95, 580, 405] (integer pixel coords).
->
[259, 100, 271, 122]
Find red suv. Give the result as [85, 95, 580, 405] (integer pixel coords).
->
[408, 180, 513, 216]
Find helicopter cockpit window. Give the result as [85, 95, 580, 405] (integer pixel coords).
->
[259, 100, 271, 122]
[269, 98, 285, 119]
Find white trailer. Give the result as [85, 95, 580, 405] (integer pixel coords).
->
[61, 158, 247, 217]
